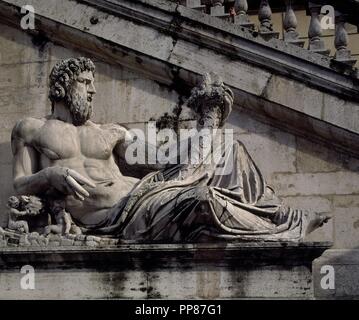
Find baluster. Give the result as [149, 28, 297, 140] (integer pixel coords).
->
[186, 0, 206, 13]
[233, 0, 255, 29]
[258, 0, 279, 40]
[210, 0, 229, 20]
[283, 0, 304, 47]
[334, 11, 356, 67]
[307, 2, 330, 55]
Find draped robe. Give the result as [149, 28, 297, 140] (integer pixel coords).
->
[87, 134, 313, 242]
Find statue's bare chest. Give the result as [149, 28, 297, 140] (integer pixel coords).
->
[34, 121, 119, 161]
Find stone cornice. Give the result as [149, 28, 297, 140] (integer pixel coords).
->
[79, 0, 359, 101]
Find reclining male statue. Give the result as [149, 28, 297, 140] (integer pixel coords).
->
[10, 57, 330, 242]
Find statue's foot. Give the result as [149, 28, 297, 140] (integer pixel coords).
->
[305, 212, 332, 235]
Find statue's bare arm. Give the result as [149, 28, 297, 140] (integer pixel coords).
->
[113, 124, 167, 171]
[11, 118, 95, 200]
[9, 208, 27, 217]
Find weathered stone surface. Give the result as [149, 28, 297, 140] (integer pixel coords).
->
[236, 130, 296, 178]
[0, 243, 330, 299]
[38, 237, 49, 246]
[0, 230, 124, 248]
[48, 235, 62, 242]
[263, 75, 323, 120]
[322, 94, 359, 135]
[61, 239, 74, 246]
[93, 64, 180, 124]
[333, 195, 359, 208]
[333, 208, 359, 249]
[0, 269, 148, 299]
[296, 138, 345, 173]
[75, 235, 87, 241]
[86, 236, 102, 243]
[65, 234, 77, 240]
[48, 241, 61, 247]
[29, 240, 40, 247]
[284, 195, 334, 243]
[19, 234, 30, 245]
[271, 172, 359, 196]
[169, 39, 273, 98]
[282, 196, 332, 213]
[313, 249, 359, 299]
[304, 219, 334, 243]
[0, 164, 14, 226]
[226, 108, 272, 135]
[85, 241, 99, 247]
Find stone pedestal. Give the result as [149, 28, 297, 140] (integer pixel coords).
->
[0, 242, 331, 299]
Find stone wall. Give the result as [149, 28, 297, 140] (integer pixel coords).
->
[0, 243, 329, 299]
[1, 22, 359, 250]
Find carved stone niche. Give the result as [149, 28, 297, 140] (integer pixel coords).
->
[0, 242, 331, 299]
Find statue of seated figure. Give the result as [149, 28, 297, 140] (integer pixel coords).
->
[7, 195, 43, 234]
[10, 57, 330, 243]
[44, 199, 82, 236]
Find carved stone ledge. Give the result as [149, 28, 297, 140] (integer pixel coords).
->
[0, 242, 332, 299]
[0, 241, 332, 269]
[0, 229, 119, 249]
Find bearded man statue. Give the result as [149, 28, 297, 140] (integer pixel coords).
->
[11, 58, 330, 242]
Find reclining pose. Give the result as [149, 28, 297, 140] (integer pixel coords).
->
[11, 57, 329, 242]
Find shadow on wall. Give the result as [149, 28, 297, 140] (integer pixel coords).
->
[0, 142, 14, 228]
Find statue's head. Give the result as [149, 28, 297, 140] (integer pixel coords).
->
[52, 200, 65, 214]
[8, 196, 20, 209]
[49, 57, 96, 126]
[187, 73, 234, 130]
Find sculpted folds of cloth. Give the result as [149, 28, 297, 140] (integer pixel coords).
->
[9, 57, 330, 243]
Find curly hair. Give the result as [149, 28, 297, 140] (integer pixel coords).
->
[7, 196, 20, 209]
[49, 57, 95, 111]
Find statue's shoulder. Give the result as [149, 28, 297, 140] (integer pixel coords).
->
[11, 117, 45, 142]
[99, 122, 127, 130]
[99, 122, 129, 136]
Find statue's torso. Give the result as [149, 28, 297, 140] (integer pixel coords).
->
[32, 119, 138, 225]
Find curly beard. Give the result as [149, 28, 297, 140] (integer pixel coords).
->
[65, 92, 93, 126]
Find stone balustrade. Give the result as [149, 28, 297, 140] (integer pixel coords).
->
[183, 0, 358, 70]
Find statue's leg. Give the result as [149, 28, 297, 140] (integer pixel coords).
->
[44, 225, 62, 235]
[13, 221, 29, 233]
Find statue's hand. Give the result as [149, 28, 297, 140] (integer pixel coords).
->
[43, 167, 96, 201]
